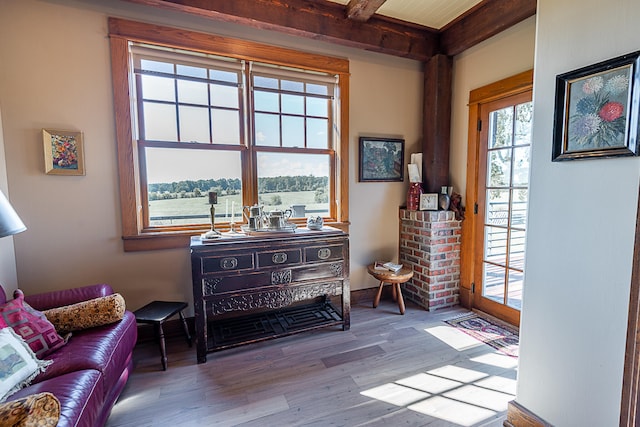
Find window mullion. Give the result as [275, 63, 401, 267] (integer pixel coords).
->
[244, 61, 258, 206]
[173, 64, 181, 142]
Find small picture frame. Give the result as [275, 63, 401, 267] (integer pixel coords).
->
[552, 51, 640, 161]
[420, 193, 439, 211]
[43, 129, 85, 175]
[359, 137, 404, 182]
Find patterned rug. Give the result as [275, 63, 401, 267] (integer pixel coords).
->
[444, 312, 519, 357]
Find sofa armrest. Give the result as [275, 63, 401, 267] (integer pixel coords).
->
[24, 284, 114, 311]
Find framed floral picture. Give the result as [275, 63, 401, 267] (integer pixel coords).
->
[359, 137, 404, 182]
[552, 51, 640, 161]
[43, 129, 85, 175]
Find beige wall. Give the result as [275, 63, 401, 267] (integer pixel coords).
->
[0, 0, 423, 311]
[450, 16, 536, 199]
[516, 0, 640, 424]
[0, 107, 20, 295]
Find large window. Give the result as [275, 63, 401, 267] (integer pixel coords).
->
[109, 18, 349, 251]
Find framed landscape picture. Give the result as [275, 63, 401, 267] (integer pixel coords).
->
[552, 51, 640, 161]
[43, 129, 85, 175]
[359, 137, 404, 182]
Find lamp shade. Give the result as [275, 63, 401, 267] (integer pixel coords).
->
[0, 191, 26, 238]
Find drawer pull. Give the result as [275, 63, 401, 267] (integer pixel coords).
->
[318, 248, 331, 260]
[272, 252, 288, 264]
[220, 257, 238, 270]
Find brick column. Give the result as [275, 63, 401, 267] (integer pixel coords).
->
[399, 209, 461, 311]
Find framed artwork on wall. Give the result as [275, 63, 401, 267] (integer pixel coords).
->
[358, 137, 404, 182]
[43, 129, 85, 175]
[552, 51, 640, 161]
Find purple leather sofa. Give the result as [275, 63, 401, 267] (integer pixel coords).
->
[0, 284, 137, 427]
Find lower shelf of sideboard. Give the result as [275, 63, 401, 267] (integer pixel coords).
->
[205, 299, 346, 354]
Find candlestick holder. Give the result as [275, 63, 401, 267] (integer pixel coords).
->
[201, 192, 222, 239]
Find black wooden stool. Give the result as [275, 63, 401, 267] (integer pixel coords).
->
[134, 301, 192, 371]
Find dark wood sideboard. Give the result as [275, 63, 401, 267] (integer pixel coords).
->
[190, 227, 350, 363]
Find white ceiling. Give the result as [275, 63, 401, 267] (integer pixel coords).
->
[326, 0, 483, 29]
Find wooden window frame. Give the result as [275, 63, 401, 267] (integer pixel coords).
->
[108, 18, 350, 251]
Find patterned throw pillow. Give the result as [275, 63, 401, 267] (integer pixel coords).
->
[0, 290, 66, 358]
[0, 392, 60, 426]
[0, 328, 52, 402]
[43, 293, 126, 334]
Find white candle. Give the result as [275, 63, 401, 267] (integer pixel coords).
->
[231, 201, 235, 223]
[226, 199, 229, 219]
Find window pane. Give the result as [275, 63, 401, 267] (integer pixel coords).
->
[515, 102, 533, 146]
[140, 59, 173, 73]
[254, 90, 279, 112]
[512, 146, 529, 186]
[507, 269, 523, 309]
[510, 189, 528, 228]
[483, 263, 505, 304]
[254, 76, 278, 89]
[211, 84, 238, 108]
[509, 229, 526, 270]
[489, 106, 513, 148]
[179, 106, 210, 143]
[307, 118, 328, 149]
[306, 97, 328, 118]
[282, 116, 304, 147]
[255, 113, 280, 146]
[257, 152, 330, 218]
[145, 147, 242, 226]
[143, 102, 177, 141]
[176, 64, 206, 78]
[141, 75, 175, 102]
[486, 189, 509, 227]
[487, 148, 512, 187]
[484, 226, 507, 266]
[211, 109, 241, 144]
[282, 94, 304, 115]
[282, 80, 304, 92]
[306, 83, 328, 96]
[177, 80, 208, 105]
[210, 69, 238, 84]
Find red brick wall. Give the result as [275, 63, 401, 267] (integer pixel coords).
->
[399, 209, 461, 311]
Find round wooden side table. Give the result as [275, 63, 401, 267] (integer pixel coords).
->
[366, 263, 414, 315]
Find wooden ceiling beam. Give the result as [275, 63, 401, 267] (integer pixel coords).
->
[439, 0, 537, 57]
[120, 0, 439, 61]
[346, 0, 387, 22]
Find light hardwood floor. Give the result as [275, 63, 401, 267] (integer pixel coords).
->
[106, 298, 517, 427]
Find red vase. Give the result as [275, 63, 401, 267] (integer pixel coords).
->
[407, 182, 423, 211]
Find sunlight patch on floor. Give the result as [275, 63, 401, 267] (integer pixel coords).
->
[470, 352, 518, 369]
[360, 383, 430, 406]
[425, 325, 486, 351]
[408, 395, 496, 426]
[359, 362, 515, 426]
[396, 372, 462, 394]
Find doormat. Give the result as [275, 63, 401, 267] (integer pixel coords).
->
[444, 311, 519, 358]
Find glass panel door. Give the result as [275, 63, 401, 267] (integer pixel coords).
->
[474, 92, 532, 324]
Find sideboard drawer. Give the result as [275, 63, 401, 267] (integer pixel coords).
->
[305, 244, 345, 263]
[203, 261, 345, 295]
[257, 248, 302, 268]
[202, 253, 254, 273]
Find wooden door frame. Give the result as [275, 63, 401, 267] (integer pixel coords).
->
[620, 185, 640, 426]
[460, 69, 534, 315]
